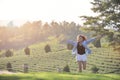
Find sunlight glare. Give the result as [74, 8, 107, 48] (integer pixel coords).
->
[0, 0, 94, 26]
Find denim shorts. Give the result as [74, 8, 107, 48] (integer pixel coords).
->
[76, 53, 87, 61]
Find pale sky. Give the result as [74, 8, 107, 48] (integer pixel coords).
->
[0, 0, 95, 26]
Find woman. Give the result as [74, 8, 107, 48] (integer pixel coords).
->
[67, 34, 103, 72]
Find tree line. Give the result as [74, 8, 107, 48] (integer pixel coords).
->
[80, 0, 120, 52]
[0, 21, 82, 49]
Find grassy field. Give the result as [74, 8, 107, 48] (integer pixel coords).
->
[0, 72, 120, 80]
[0, 38, 120, 73]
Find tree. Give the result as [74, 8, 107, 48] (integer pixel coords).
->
[6, 62, 12, 72]
[63, 64, 70, 72]
[5, 49, 13, 57]
[24, 47, 30, 55]
[81, 0, 120, 51]
[44, 44, 51, 53]
[50, 21, 60, 35]
[93, 39, 101, 48]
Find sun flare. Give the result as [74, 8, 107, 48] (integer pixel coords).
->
[0, 0, 94, 26]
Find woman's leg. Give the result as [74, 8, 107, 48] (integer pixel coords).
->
[82, 54, 87, 70]
[82, 61, 86, 70]
[77, 61, 82, 72]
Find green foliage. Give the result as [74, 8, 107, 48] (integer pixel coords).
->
[107, 32, 114, 42]
[63, 64, 70, 72]
[91, 65, 99, 73]
[92, 39, 101, 48]
[80, 0, 120, 52]
[23, 64, 29, 73]
[6, 62, 12, 72]
[5, 50, 13, 57]
[111, 0, 120, 5]
[24, 47, 30, 55]
[44, 44, 51, 53]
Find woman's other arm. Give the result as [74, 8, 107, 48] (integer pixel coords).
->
[85, 35, 103, 44]
[67, 40, 76, 46]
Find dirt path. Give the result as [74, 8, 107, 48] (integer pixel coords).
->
[0, 71, 16, 74]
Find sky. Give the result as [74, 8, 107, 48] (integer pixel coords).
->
[0, 0, 95, 26]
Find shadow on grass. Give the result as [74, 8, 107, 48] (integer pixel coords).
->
[0, 72, 119, 80]
[0, 75, 45, 80]
[57, 72, 120, 80]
